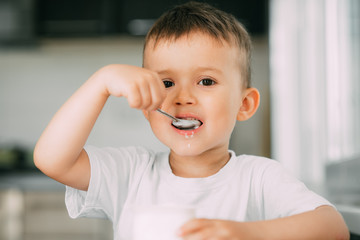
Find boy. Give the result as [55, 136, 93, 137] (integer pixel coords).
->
[34, 2, 349, 240]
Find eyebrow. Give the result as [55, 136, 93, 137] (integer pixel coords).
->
[157, 66, 223, 75]
[196, 67, 223, 74]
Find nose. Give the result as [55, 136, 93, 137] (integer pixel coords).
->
[173, 87, 196, 106]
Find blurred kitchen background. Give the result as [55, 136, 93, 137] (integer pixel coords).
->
[0, 0, 359, 239]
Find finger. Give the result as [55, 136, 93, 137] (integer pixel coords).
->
[148, 77, 166, 111]
[126, 84, 143, 109]
[179, 219, 210, 237]
[182, 227, 214, 240]
[139, 80, 153, 110]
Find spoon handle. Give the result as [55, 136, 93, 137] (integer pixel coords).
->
[156, 109, 179, 122]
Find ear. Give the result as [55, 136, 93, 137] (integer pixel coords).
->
[142, 110, 150, 121]
[237, 88, 260, 121]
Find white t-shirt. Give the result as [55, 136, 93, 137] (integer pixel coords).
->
[65, 146, 332, 240]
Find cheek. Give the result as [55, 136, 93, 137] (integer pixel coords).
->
[148, 112, 162, 127]
[205, 92, 240, 130]
[205, 91, 239, 117]
[147, 112, 169, 138]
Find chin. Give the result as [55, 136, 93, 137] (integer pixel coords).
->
[170, 144, 205, 156]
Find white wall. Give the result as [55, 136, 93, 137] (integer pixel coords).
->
[0, 37, 167, 152]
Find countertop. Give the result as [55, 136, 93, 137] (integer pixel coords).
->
[0, 172, 65, 191]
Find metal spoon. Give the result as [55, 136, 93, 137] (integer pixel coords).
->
[156, 109, 201, 130]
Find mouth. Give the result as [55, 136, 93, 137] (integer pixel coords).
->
[171, 116, 203, 131]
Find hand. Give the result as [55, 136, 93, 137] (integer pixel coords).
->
[179, 219, 249, 240]
[96, 64, 166, 111]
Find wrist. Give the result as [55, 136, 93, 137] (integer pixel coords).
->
[235, 221, 266, 240]
[88, 64, 116, 98]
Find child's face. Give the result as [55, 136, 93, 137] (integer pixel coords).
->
[143, 32, 246, 156]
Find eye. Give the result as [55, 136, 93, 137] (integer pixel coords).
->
[199, 78, 216, 86]
[163, 80, 174, 88]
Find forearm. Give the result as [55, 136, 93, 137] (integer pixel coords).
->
[34, 67, 109, 176]
[180, 206, 348, 240]
[246, 206, 349, 240]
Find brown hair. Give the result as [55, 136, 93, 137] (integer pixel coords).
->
[143, 1, 252, 88]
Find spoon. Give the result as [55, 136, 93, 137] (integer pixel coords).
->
[156, 109, 201, 130]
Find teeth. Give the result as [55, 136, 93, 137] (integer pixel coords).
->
[179, 117, 197, 120]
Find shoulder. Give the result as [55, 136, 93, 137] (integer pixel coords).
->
[231, 153, 291, 185]
[233, 153, 282, 173]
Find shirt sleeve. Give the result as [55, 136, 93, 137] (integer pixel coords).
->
[65, 145, 151, 221]
[258, 160, 333, 220]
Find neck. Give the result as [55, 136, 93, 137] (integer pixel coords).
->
[169, 147, 231, 178]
